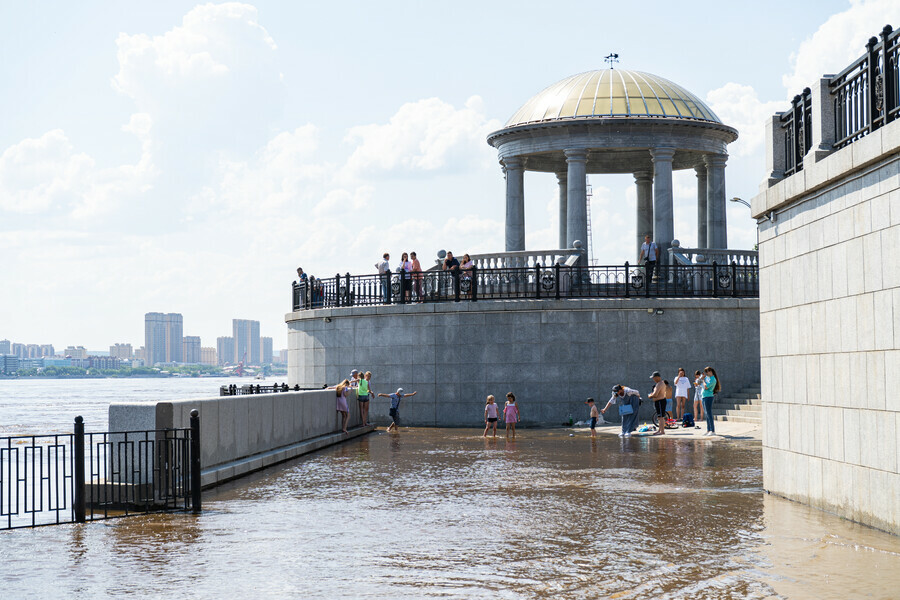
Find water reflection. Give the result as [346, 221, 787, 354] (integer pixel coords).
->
[0, 429, 898, 599]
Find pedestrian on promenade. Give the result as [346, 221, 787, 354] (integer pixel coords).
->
[378, 388, 417, 432]
[376, 252, 391, 303]
[693, 370, 704, 422]
[586, 397, 600, 438]
[483, 395, 499, 438]
[349, 369, 360, 387]
[336, 379, 351, 434]
[442, 251, 460, 271]
[460, 253, 474, 297]
[701, 366, 720, 436]
[357, 371, 371, 427]
[398, 252, 413, 302]
[296, 267, 308, 283]
[601, 385, 641, 437]
[639, 234, 658, 282]
[503, 392, 519, 439]
[674, 367, 690, 420]
[664, 380, 674, 422]
[649, 371, 667, 435]
[410, 251, 423, 301]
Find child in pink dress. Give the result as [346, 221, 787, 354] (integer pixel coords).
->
[503, 392, 519, 439]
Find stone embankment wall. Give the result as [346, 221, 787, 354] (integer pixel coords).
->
[752, 118, 900, 534]
[285, 297, 760, 427]
[109, 389, 366, 488]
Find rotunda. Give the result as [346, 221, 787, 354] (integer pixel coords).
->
[487, 69, 739, 260]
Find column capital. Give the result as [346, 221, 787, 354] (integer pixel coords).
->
[650, 147, 676, 162]
[694, 164, 707, 176]
[564, 148, 588, 163]
[501, 156, 524, 170]
[556, 171, 568, 184]
[703, 153, 728, 168]
[633, 170, 652, 183]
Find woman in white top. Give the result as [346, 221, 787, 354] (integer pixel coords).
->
[673, 367, 691, 420]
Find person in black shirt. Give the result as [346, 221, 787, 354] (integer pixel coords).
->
[442, 251, 460, 271]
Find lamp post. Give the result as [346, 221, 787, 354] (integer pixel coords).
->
[729, 197, 751, 209]
[729, 197, 758, 250]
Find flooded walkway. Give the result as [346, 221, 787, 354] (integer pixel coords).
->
[1, 429, 898, 599]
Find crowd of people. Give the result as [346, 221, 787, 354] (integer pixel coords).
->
[600, 367, 721, 437]
[374, 251, 475, 303]
[331, 369, 417, 433]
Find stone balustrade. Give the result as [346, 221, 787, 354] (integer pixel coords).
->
[431, 248, 582, 271]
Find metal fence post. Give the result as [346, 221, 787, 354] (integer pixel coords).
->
[190, 409, 201, 513]
[453, 270, 460, 302]
[335, 273, 342, 307]
[881, 25, 895, 124]
[345, 272, 352, 306]
[471, 265, 478, 302]
[624, 261, 630, 298]
[535, 263, 541, 299]
[712, 261, 719, 297]
[731, 261, 738, 297]
[867, 36, 879, 132]
[555, 262, 561, 300]
[73, 416, 86, 523]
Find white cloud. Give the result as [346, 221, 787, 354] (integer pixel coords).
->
[706, 83, 784, 158]
[344, 96, 501, 175]
[783, 0, 898, 94]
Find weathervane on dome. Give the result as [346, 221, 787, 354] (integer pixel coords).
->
[604, 53, 619, 69]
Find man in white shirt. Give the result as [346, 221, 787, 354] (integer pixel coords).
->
[638, 234, 658, 282]
[376, 253, 390, 303]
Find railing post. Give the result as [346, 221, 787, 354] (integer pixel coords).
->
[881, 25, 895, 124]
[712, 261, 719, 297]
[867, 36, 879, 132]
[335, 273, 342, 307]
[555, 262, 561, 300]
[345, 273, 352, 306]
[732, 261, 738, 297]
[471, 265, 478, 302]
[535, 263, 541, 299]
[453, 270, 460, 302]
[190, 409, 201, 513]
[73, 416, 86, 523]
[624, 262, 630, 298]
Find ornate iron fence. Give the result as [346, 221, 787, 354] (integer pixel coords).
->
[0, 413, 200, 530]
[781, 87, 812, 176]
[291, 262, 759, 311]
[830, 24, 899, 149]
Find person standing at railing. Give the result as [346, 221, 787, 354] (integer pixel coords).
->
[442, 251, 460, 299]
[296, 267, 308, 283]
[460, 253, 474, 297]
[411, 251, 423, 302]
[398, 252, 413, 302]
[336, 379, 351, 434]
[376, 253, 391, 303]
[639, 234, 658, 283]
[357, 371, 371, 427]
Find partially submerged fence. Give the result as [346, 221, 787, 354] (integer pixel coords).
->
[292, 261, 759, 310]
[0, 412, 200, 530]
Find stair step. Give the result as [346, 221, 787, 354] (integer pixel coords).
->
[713, 403, 761, 412]
[715, 397, 761, 406]
[713, 414, 761, 424]
[713, 408, 761, 418]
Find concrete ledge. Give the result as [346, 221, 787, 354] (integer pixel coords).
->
[200, 425, 375, 488]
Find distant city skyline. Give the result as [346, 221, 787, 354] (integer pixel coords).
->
[1, 1, 893, 349]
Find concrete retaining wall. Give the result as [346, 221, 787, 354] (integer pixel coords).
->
[752, 118, 900, 534]
[109, 389, 367, 487]
[285, 297, 760, 427]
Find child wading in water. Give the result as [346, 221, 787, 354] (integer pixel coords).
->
[586, 397, 600, 437]
[377, 388, 417, 432]
[483, 395, 499, 437]
[503, 393, 519, 439]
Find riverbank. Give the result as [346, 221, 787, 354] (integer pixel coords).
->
[576, 418, 762, 441]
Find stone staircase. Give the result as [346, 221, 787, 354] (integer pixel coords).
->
[711, 384, 761, 424]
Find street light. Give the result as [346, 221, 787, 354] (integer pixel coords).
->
[730, 197, 751, 209]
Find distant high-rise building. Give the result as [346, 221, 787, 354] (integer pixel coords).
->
[0, 340, 10, 354]
[217, 337, 234, 366]
[64, 345, 88, 359]
[200, 347, 217, 366]
[40, 344, 55, 357]
[144, 313, 183, 365]
[260, 336, 273, 365]
[12, 343, 25, 358]
[25, 344, 41, 359]
[232, 319, 260, 365]
[0, 355, 19, 374]
[134, 346, 146, 361]
[277, 349, 289, 364]
[109, 343, 133, 359]
[182, 336, 201, 363]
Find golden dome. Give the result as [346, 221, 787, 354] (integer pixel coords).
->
[506, 69, 721, 127]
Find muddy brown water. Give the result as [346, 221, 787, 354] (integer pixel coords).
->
[1, 428, 898, 599]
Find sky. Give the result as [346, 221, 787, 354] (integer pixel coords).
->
[1, 0, 897, 353]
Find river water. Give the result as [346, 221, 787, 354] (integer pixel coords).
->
[0, 379, 898, 599]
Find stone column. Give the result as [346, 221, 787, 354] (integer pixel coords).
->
[650, 148, 675, 259]
[765, 115, 785, 185]
[565, 149, 588, 254]
[695, 164, 708, 248]
[556, 172, 568, 250]
[809, 77, 835, 164]
[503, 156, 525, 251]
[634, 171, 653, 260]
[705, 154, 728, 249]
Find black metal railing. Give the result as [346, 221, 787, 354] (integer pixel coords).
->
[1, 413, 200, 530]
[291, 262, 759, 311]
[219, 383, 322, 396]
[830, 24, 899, 149]
[781, 87, 812, 176]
